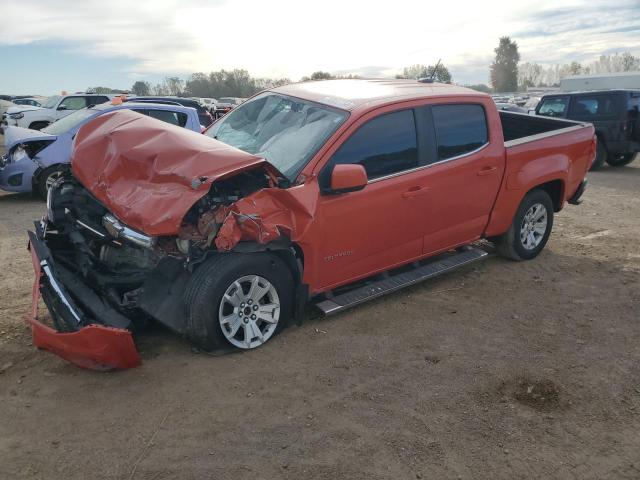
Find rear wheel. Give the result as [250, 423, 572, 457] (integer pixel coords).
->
[590, 139, 607, 171]
[606, 152, 636, 167]
[36, 164, 66, 200]
[495, 189, 554, 261]
[184, 253, 293, 352]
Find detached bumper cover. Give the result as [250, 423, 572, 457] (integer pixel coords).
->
[27, 227, 140, 370]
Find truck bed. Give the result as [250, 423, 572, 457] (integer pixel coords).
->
[499, 111, 587, 147]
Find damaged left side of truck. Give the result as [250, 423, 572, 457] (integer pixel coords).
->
[29, 109, 316, 369]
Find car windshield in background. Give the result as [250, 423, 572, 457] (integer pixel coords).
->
[41, 107, 99, 135]
[206, 93, 348, 180]
[42, 96, 59, 109]
[538, 97, 568, 117]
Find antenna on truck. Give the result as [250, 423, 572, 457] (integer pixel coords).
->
[418, 59, 442, 84]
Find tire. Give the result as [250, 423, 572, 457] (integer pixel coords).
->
[590, 139, 607, 171]
[495, 189, 554, 261]
[184, 252, 293, 352]
[606, 152, 636, 167]
[36, 165, 66, 200]
[28, 121, 50, 131]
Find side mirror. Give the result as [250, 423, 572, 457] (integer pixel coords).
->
[57, 105, 67, 111]
[328, 164, 367, 194]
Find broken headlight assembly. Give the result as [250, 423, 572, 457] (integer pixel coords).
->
[11, 141, 54, 163]
[10, 145, 27, 162]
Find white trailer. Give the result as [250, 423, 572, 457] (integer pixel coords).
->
[560, 72, 640, 91]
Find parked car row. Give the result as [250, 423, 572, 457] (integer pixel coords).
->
[535, 89, 640, 169]
[1, 99, 202, 197]
[21, 79, 595, 370]
[3, 94, 115, 130]
[490, 88, 640, 170]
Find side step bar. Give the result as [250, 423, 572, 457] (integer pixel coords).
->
[315, 247, 488, 316]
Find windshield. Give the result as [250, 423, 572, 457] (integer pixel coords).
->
[42, 107, 99, 135]
[206, 93, 348, 180]
[42, 96, 60, 109]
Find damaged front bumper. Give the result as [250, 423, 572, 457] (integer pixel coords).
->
[26, 223, 141, 371]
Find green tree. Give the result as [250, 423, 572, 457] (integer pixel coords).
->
[165, 77, 184, 96]
[184, 73, 211, 97]
[310, 71, 334, 80]
[397, 63, 452, 83]
[151, 82, 170, 96]
[131, 81, 151, 96]
[466, 84, 492, 93]
[490, 37, 520, 92]
[86, 86, 114, 94]
[569, 62, 583, 75]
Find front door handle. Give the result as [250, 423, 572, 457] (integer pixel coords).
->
[477, 166, 498, 176]
[401, 186, 429, 198]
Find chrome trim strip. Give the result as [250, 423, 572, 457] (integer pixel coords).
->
[40, 260, 82, 324]
[368, 142, 490, 184]
[76, 220, 106, 238]
[102, 213, 155, 249]
[504, 124, 588, 148]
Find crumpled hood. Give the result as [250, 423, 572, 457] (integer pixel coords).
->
[71, 109, 276, 236]
[4, 125, 56, 150]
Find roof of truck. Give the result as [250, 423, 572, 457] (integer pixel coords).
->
[272, 79, 484, 111]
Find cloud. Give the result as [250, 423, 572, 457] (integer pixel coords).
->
[0, 0, 638, 85]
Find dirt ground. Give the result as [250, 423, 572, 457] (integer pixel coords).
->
[1, 133, 639, 479]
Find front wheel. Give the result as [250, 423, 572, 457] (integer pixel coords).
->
[184, 253, 293, 352]
[606, 152, 636, 167]
[495, 189, 554, 261]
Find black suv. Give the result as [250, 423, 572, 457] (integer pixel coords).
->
[125, 96, 214, 128]
[536, 90, 640, 169]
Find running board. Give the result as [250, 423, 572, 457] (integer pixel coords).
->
[315, 247, 488, 316]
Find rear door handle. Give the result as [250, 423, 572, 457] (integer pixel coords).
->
[402, 186, 430, 198]
[477, 166, 498, 176]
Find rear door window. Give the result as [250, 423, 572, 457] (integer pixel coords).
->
[86, 96, 109, 107]
[568, 94, 621, 119]
[148, 109, 188, 127]
[431, 104, 488, 161]
[325, 109, 418, 183]
[59, 96, 87, 110]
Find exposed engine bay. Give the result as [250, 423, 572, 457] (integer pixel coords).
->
[43, 165, 284, 335]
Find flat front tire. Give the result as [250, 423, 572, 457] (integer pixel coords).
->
[496, 189, 554, 261]
[184, 253, 293, 352]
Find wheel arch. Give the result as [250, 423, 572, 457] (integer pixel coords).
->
[534, 179, 565, 212]
[228, 238, 308, 323]
[484, 175, 566, 238]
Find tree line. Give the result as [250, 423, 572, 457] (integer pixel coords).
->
[85, 44, 639, 98]
[490, 37, 639, 92]
[87, 64, 453, 99]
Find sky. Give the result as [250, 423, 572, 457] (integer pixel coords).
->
[0, 0, 638, 95]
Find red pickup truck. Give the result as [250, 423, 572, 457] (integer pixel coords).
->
[28, 80, 594, 369]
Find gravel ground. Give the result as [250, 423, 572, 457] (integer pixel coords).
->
[1, 133, 639, 479]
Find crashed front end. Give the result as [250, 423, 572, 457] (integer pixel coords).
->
[26, 110, 302, 370]
[28, 223, 141, 370]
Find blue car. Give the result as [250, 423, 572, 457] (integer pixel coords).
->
[1, 101, 202, 198]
